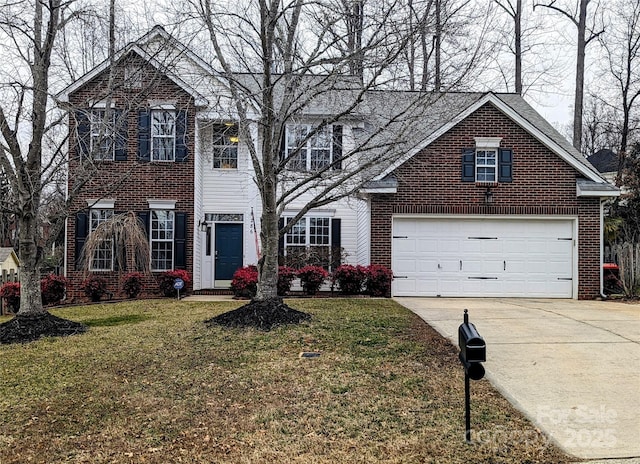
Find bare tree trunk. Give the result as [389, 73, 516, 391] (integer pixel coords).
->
[514, 0, 522, 94]
[573, 0, 588, 152]
[434, 0, 442, 91]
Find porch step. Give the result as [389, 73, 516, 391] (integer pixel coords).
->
[193, 289, 234, 296]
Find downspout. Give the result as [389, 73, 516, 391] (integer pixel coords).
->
[600, 199, 607, 299]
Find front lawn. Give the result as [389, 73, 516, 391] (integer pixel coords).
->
[0, 299, 573, 463]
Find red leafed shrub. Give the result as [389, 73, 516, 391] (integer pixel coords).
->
[122, 272, 145, 299]
[0, 281, 21, 312]
[157, 270, 192, 297]
[277, 266, 297, 296]
[41, 274, 68, 305]
[297, 265, 328, 295]
[81, 275, 108, 302]
[230, 265, 258, 298]
[333, 264, 367, 295]
[365, 265, 394, 297]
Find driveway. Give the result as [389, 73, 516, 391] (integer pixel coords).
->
[394, 298, 640, 461]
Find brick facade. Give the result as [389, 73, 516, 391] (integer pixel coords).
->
[65, 54, 195, 301]
[370, 103, 602, 299]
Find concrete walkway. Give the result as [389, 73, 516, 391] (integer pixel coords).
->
[395, 297, 640, 461]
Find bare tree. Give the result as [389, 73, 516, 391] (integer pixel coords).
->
[0, 0, 88, 341]
[179, 0, 480, 315]
[535, 0, 605, 152]
[598, 0, 640, 179]
[495, 0, 523, 94]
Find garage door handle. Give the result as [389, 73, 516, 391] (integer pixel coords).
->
[460, 260, 462, 271]
[504, 261, 506, 271]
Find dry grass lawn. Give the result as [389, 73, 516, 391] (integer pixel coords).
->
[0, 299, 575, 463]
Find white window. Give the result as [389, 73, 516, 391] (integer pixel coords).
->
[151, 110, 176, 162]
[475, 149, 497, 182]
[151, 210, 174, 271]
[284, 217, 331, 269]
[90, 110, 115, 161]
[212, 123, 238, 169]
[286, 124, 332, 171]
[89, 208, 113, 271]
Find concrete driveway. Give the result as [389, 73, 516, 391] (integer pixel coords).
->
[394, 297, 640, 461]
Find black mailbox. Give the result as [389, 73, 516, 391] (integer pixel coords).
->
[458, 322, 486, 363]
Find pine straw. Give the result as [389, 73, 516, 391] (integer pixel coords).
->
[0, 299, 576, 464]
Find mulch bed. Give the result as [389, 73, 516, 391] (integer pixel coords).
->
[206, 298, 311, 330]
[0, 313, 88, 345]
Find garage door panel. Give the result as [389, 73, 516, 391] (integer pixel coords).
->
[392, 218, 574, 298]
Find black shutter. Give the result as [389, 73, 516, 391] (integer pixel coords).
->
[278, 218, 285, 265]
[461, 148, 475, 182]
[137, 211, 150, 237]
[174, 212, 187, 269]
[75, 211, 89, 267]
[331, 218, 341, 270]
[175, 110, 188, 162]
[76, 110, 90, 159]
[138, 110, 150, 162]
[498, 148, 513, 183]
[332, 125, 343, 170]
[114, 110, 128, 161]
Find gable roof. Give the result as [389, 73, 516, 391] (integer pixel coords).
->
[587, 149, 618, 173]
[0, 247, 19, 266]
[372, 92, 608, 185]
[57, 26, 211, 106]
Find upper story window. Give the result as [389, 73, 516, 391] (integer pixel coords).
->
[90, 110, 115, 161]
[212, 123, 238, 169]
[462, 137, 512, 183]
[89, 208, 113, 271]
[138, 108, 188, 163]
[150, 210, 174, 271]
[151, 110, 176, 162]
[284, 124, 342, 171]
[475, 149, 497, 182]
[76, 108, 127, 161]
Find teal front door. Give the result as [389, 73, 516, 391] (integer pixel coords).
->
[215, 223, 243, 281]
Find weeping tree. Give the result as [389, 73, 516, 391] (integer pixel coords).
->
[79, 211, 150, 278]
[179, 0, 485, 326]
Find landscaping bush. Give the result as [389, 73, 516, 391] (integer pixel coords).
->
[230, 265, 258, 298]
[81, 275, 108, 302]
[122, 272, 145, 298]
[157, 270, 192, 297]
[297, 265, 328, 295]
[277, 266, 297, 296]
[333, 264, 367, 295]
[0, 282, 20, 312]
[41, 274, 68, 305]
[365, 264, 394, 297]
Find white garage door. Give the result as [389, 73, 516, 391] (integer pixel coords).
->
[392, 218, 574, 298]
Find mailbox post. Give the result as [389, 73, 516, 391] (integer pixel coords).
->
[458, 309, 486, 443]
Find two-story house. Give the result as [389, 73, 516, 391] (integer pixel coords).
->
[60, 27, 618, 300]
